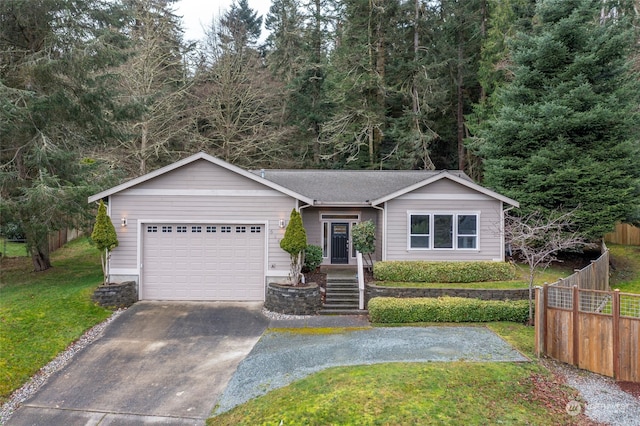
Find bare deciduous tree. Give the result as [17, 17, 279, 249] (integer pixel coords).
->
[191, 17, 299, 169]
[114, 0, 194, 175]
[505, 208, 590, 323]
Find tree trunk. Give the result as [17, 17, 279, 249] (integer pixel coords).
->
[30, 246, 52, 272]
[140, 122, 148, 175]
[456, 0, 466, 172]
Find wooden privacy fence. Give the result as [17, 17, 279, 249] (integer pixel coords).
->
[535, 246, 640, 382]
[48, 228, 83, 253]
[605, 223, 640, 246]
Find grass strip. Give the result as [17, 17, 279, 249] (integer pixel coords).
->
[0, 238, 110, 403]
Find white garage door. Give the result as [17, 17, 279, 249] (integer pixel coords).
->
[142, 223, 265, 301]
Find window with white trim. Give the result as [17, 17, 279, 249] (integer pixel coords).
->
[409, 213, 478, 250]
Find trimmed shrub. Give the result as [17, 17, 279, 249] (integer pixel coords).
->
[368, 296, 529, 324]
[303, 245, 323, 272]
[373, 261, 517, 283]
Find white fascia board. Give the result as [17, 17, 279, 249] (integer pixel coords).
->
[88, 152, 313, 205]
[371, 171, 519, 208]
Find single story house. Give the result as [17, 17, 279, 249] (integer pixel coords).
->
[89, 152, 519, 301]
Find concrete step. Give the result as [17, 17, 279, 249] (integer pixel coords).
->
[319, 308, 368, 315]
[326, 289, 359, 295]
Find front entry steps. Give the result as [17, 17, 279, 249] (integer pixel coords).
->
[320, 269, 367, 315]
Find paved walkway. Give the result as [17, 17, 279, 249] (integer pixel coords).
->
[214, 326, 529, 414]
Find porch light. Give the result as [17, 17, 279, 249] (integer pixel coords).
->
[279, 219, 285, 228]
[121, 217, 127, 227]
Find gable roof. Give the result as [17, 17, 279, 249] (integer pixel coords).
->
[88, 152, 314, 204]
[371, 171, 519, 207]
[256, 169, 473, 205]
[89, 152, 518, 208]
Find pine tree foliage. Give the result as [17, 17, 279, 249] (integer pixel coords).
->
[477, 0, 640, 240]
[0, 0, 130, 271]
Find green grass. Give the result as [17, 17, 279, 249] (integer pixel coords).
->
[209, 323, 580, 425]
[609, 244, 640, 294]
[0, 238, 111, 404]
[0, 238, 28, 258]
[375, 263, 574, 289]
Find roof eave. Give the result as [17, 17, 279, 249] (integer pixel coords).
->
[312, 201, 372, 207]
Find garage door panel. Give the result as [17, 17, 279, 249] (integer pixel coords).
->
[142, 223, 265, 301]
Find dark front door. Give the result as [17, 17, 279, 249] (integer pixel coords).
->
[331, 223, 349, 264]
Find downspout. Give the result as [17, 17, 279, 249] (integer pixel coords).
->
[502, 203, 515, 262]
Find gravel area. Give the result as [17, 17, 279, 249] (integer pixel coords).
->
[213, 326, 528, 414]
[0, 309, 124, 425]
[557, 364, 640, 426]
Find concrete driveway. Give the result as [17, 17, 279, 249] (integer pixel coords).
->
[7, 301, 269, 426]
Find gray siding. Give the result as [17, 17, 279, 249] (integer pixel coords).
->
[385, 179, 504, 261]
[133, 159, 269, 191]
[109, 166, 297, 277]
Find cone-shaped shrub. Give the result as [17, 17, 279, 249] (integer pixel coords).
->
[280, 209, 307, 284]
[91, 200, 118, 284]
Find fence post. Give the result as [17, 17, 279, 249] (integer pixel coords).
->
[543, 283, 549, 355]
[612, 289, 620, 379]
[604, 249, 610, 290]
[572, 285, 580, 366]
[535, 286, 545, 357]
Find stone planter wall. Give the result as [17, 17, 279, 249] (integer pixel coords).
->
[92, 281, 137, 308]
[365, 284, 528, 305]
[265, 282, 322, 315]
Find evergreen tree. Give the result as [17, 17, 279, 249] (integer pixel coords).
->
[219, 0, 263, 54]
[266, 0, 336, 165]
[280, 209, 307, 285]
[321, 0, 392, 168]
[0, 0, 130, 270]
[477, 0, 640, 240]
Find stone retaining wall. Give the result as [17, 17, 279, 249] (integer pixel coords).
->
[265, 282, 322, 315]
[365, 284, 528, 305]
[92, 281, 137, 308]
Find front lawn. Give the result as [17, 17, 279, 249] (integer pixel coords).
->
[0, 238, 28, 258]
[209, 323, 582, 425]
[0, 238, 111, 404]
[609, 244, 640, 294]
[375, 263, 574, 289]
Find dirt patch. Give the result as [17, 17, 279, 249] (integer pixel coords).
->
[618, 381, 640, 400]
[304, 270, 326, 288]
[527, 367, 605, 425]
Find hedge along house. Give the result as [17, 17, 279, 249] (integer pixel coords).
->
[89, 152, 519, 302]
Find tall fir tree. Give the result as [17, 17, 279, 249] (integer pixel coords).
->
[477, 0, 640, 240]
[0, 0, 130, 270]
